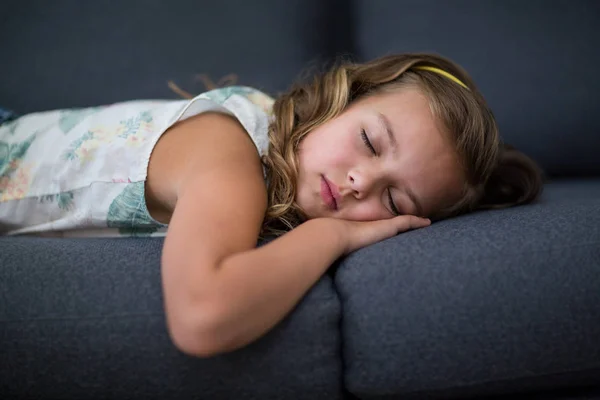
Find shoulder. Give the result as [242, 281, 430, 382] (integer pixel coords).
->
[196, 86, 275, 115]
[173, 86, 274, 160]
[145, 111, 267, 222]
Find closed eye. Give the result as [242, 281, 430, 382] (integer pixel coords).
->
[362, 129, 400, 216]
[361, 129, 376, 155]
[388, 189, 400, 216]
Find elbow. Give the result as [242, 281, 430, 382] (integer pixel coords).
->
[169, 325, 220, 359]
[161, 254, 246, 358]
[166, 300, 233, 358]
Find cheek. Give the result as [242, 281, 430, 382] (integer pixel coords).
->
[424, 168, 466, 212]
[305, 146, 350, 171]
[299, 129, 360, 174]
[343, 200, 387, 222]
[326, 137, 359, 166]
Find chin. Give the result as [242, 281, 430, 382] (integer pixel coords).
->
[299, 208, 318, 220]
[301, 206, 322, 220]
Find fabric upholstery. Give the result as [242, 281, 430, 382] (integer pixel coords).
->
[1, 0, 600, 399]
[352, 0, 600, 176]
[0, 0, 352, 113]
[337, 179, 600, 399]
[0, 237, 343, 400]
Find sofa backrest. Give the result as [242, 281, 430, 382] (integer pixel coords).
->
[352, 0, 600, 177]
[1, 0, 598, 176]
[0, 0, 351, 111]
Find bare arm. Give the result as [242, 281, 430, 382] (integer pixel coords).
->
[152, 112, 428, 357]
[151, 112, 343, 357]
[168, 212, 345, 357]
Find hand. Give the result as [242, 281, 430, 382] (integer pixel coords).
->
[336, 215, 431, 255]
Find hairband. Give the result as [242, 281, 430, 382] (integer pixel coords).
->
[413, 65, 469, 90]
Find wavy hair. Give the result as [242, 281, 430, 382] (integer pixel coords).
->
[260, 53, 544, 236]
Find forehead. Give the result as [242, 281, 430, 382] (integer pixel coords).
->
[359, 86, 435, 121]
[361, 87, 466, 212]
[353, 87, 446, 142]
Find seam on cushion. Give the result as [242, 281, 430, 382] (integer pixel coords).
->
[328, 261, 351, 396]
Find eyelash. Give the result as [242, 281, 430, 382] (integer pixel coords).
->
[360, 129, 400, 216]
[361, 129, 377, 154]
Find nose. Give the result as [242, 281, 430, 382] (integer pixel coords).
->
[347, 168, 376, 200]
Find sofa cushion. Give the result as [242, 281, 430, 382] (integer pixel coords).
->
[352, 0, 600, 177]
[337, 179, 600, 399]
[0, 237, 343, 400]
[0, 0, 351, 113]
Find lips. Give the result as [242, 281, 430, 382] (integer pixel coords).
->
[321, 176, 339, 211]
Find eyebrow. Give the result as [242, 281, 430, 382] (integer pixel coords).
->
[377, 112, 425, 217]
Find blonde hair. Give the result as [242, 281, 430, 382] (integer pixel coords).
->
[260, 53, 543, 236]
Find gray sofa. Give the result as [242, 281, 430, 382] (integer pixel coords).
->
[1, 1, 599, 399]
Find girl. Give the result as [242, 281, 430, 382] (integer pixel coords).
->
[0, 53, 543, 357]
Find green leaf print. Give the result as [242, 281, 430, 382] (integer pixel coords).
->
[0, 133, 36, 178]
[0, 143, 7, 169]
[57, 192, 74, 210]
[118, 111, 153, 139]
[62, 130, 94, 161]
[201, 86, 255, 104]
[39, 191, 75, 210]
[107, 181, 163, 236]
[58, 107, 101, 134]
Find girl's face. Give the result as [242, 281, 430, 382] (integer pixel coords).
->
[295, 86, 466, 221]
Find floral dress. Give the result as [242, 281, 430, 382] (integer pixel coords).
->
[0, 86, 274, 237]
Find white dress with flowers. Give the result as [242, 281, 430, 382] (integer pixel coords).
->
[0, 86, 274, 237]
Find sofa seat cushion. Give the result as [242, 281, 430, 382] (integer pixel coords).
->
[337, 179, 600, 399]
[0, 237, 343, 400]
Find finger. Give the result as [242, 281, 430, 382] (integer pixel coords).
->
[396, 215, 431, 231]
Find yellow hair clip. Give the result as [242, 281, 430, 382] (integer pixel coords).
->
[413, 66, 469, 90]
